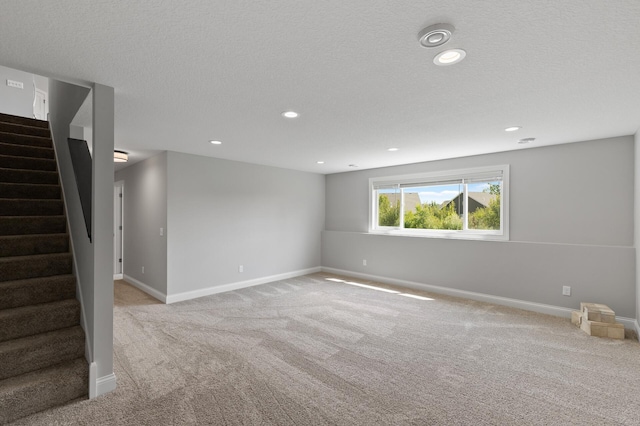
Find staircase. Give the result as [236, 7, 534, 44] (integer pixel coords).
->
[0, 113, 87, 424]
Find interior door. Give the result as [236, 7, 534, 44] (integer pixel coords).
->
[113, 183, 123, 278]
[33, 89, 47, 120]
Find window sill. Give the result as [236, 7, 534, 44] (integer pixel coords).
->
[368, 229, 509, 242]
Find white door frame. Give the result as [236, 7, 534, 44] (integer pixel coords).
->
[113, 181, 124, 280]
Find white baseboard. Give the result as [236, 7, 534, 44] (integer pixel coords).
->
[165, 267, 322, 304]
[635, 320, 640, 338]
[96, 373, 117, 397]
[321, 267, 638, 329]
[123, 275, 167, 303]
[113, 273, 123, 280]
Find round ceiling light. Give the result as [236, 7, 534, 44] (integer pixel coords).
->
[434, 49, 466, 66]
[518, 138, 536, 144]
[387, 148, 399, 152]
[209, 140, 222, 145]
[317, 161, 325, 164]
[282, 111, 299, 118]
[505, 126, 522, 132]
[418, 23, 455, 48]
[114, 150, 128, 163]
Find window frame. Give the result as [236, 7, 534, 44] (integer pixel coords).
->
[369, 165, 510, 241]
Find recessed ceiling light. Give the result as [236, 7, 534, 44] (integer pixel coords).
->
[418, 23, 455, 48]
[434, 49, 466, 66]
[505, 126, 521, 132]
[114, 150, 128, 163]
[317, 161, 325, 164]
[518, 138, 536, 144]
[388, 148, 399, 152]
[282, 111, 299, 118]
[209, 140, 222, 145]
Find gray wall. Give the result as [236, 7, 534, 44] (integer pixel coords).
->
[324, 136, 636, 318]
[636, 131, 640, 327]
[166, 151, 325, 296]
[49, 79, 115, 389]
[115, 153, 168, 295]
[0, 65, 35, 117]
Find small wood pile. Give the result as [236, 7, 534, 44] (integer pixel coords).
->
[571, 303, 624, 340]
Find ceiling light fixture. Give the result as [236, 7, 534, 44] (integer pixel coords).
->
[418, 23, 455, 48]
[518, 138, 536, 144]
[388, 148, 399, 152]
[348, 164, 359, 168]
[317, 161, 325, 164]
[114, 150, 128, 163]
[505, 126, 521, 132]
[282, 111, 299, 118]
[209, 140, 222, 145]
[434, 49, 466, 66]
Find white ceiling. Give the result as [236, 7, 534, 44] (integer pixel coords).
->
[1, 1, 639, 174]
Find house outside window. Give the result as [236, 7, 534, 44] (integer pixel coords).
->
[369, 165, 509, 241]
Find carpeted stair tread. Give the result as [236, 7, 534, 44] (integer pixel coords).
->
[0, 122, 51, 138]
[0, 357, 87, 424]
[0, 275, 75, 310]
[0, 113, 49, 129]
[0, 154, 56, 171]
[0, 216, 66, 236]
[0, 298, 80, 343]
[0, 131, 52, 148]
[0, 326, 85, 380]
[0, 182, 60, 200]
[0, 167, 58, 185]
[0, 252, 72, 282]
[0, 233, 69, 257]
[0, 141, 54, 159]
[0, 198, 63, 216]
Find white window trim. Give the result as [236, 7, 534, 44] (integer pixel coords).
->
[369, 165, 510, 241]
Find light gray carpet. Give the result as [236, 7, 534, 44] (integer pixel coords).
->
[11, 273, 640, 425]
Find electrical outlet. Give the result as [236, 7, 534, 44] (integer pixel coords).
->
[160, 227, 164, 236]
[142, 266, 145, 274]
[562, 286, 571, 296]
[7, 79, 23, 89]
[238, 265, 243, 273]
[363, 259, 367, 266]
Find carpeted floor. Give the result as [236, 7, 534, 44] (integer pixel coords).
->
[11, 273, 640, 425]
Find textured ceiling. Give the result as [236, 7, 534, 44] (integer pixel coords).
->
[1, 1, 639, 174]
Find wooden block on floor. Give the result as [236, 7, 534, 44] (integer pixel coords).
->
[571, 310, 582, 326]
[579, 318, 624, 340]
[581, 303, 616, 324]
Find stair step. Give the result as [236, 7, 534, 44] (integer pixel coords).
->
[0, 113, 49, 129]
[0, 233, 69, 258]
[0, 182, 60, 200]
[0, 122, 51, 138]
[0, 252, 72, 282]
[0, 326, 85, 380]
[0, 167, 58, 185]
[0, 275, 75, 310]
[0, 142, 54, 159]
[0, 131, 52, 148]
[0, 357, 87, 424]
[0, 198, 63, 216]
[0, 298, 80, 343]
[0, 216, 66, 236]
[0, 154, 56, 171]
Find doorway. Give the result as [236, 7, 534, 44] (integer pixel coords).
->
[114, 181, 124, 279]
[33, 88, 48, 120]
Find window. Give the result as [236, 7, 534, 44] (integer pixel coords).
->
[370, 165, 509, 240]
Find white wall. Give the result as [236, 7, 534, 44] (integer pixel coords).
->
[166, 151, 325, 298]
[49, 80, 115, 395]
[115, 153, 168, 295]
[324, 136, 636, 318]
[0, 65, 36, 118]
